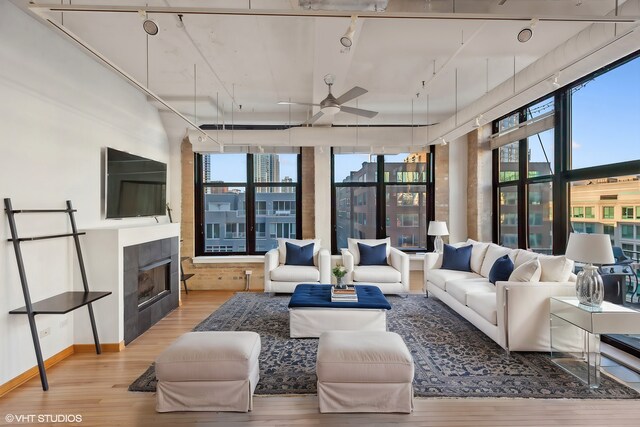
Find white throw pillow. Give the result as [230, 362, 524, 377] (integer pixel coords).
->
[278, 238, 321, 265]
[508, 259, 542, 282]
[347, 237, 391, 266]
[480, 244, 512, 278]
[466, 239, 489, 274]
[538, 255, 574, 282]
[514, 249, 539, 268]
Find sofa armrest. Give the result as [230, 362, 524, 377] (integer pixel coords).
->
[318, 249, 331, 284]
[389, 247, 410, 292]
[496, 281, 575, 351]
[341, 249, 354, 284]
[263, 249, 280, 293]
[423, 252, 443, 271]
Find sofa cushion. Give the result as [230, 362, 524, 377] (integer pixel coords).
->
[357, 242, 388, 266]
[441, 244, 472, 272]
[509, 258, 542, 282]
[353, 265, 401, 283]
[466, 239, 490, 274]
[513, 249, 539, 268]
[270, 265, 320, 282]
[466, 292, 498, 325]
[428, 269, 482, 291]
[446, 279, 493, 305]
[285, 242, 314, 266]
[348, 238, 391, 266]
[538, 255, 574, 282]
[480, 244, 512, 278]
[278, 238, 321, 265]
[488, 255, 514, 284]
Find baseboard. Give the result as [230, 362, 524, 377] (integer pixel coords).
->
[73, 341, 124, 353]
[0, 345, 74, 398]
[0, 341, 125, 397]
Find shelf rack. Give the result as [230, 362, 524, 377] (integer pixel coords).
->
[4, 198, 111, 391]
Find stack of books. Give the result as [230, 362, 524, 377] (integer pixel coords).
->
[331, 286, 358, 303]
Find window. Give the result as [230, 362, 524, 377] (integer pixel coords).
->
[621, 224, 634, 239]
[636, 206, 640, 219]
[570, 55, 640, 170]
[572, 207, 584, 218]
[499, 142, 519, 182]
[528, 182, 553, 254]
[585, 207, 595, 219]
[498, 186, 518, 248]
[622, 206, 634, 219]
[332, 151, 432, 253]
[603, 206, 615, 219]
[196, 153, 300, 255]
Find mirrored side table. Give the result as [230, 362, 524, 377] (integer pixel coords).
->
[550, 297, 640, 388]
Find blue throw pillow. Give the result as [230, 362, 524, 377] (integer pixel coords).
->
[285, 242, 314, 266]
[488, 254, 514, 284]
[358, 242, 388, 266]
[441, 244, 472, 272]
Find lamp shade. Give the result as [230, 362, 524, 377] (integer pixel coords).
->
[565, 233, 614, 264]
[428, 221, 449, 236]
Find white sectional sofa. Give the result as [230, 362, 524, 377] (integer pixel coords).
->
[424, 240, 576, 352]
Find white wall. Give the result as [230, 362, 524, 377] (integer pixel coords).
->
[448, 136, 468, 244]
[0, 2, 170, 386]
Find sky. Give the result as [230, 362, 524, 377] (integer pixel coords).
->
[207, 56, 639, 182]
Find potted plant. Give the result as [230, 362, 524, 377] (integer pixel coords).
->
[333, 264, 347, 289]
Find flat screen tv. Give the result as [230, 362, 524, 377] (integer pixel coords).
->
[105, 148, 167, 219]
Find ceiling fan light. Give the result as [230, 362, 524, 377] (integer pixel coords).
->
[323, 106, 341, 116]
[143, 19, 159, 36]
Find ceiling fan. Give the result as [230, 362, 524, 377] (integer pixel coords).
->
[279, 74, 378, 125]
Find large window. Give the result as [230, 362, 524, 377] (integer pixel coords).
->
[195, 152, 301, 255]
[332, 150, 433, 253]
[493, 51, 640, 358]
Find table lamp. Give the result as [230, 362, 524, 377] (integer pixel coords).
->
[428, 221, 449, 254]
[565, 233, 615, 308]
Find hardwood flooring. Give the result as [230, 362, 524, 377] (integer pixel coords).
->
[1, 290, 640, 426]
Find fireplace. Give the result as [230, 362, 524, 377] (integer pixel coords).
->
[123, 237, 179, 345]
[138, 258, 171, 309]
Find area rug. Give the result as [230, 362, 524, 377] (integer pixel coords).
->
[129, 293, 639, 398]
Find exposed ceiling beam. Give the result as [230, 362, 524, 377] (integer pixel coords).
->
[29, 4, 639, 24]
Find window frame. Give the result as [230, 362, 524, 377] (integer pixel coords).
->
[330, 148, 435, 254]
[194, 152, 302, 256]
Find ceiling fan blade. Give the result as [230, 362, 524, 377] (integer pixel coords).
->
[302, 111, 324, 125]
[335, 86, 368, 105]
[340, 106, 378, 119]
[278, 101, 321, 106]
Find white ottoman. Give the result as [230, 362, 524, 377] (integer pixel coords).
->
[316, 331, 414, 413]
[155, 331, 261, 412]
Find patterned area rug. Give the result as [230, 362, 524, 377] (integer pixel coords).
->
[129, 293, 639, 398]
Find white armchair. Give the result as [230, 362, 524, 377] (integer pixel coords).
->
[264, 239, 331, 294]
[341, 238, 410, 295]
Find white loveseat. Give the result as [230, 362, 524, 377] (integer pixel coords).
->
[342, 238, 410, 295]
[424, 240, 576, 352]
[264, 239, 331, 294]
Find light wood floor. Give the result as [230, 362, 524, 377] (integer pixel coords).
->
[1, 290, 640, 426]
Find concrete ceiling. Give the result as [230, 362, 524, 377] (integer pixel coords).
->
[16, 0, 632, 130]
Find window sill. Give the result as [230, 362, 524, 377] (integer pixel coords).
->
[192, 255, 265, 264]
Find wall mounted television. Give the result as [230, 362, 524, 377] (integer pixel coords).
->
[105, 148, 167, 219]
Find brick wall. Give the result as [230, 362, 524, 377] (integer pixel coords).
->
[466, 129, 493, 242]
[434, 143, 450, 244]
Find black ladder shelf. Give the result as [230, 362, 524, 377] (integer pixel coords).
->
[4, 198, 111, 391]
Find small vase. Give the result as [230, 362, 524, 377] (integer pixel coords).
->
[336, 277, 346, 289]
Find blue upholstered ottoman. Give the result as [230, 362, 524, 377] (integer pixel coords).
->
[288, 284, 391, 338]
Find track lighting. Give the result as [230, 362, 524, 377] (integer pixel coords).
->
[472, 115, 483, 128]
[549, 73, 560, 88]
[340, 16, 357, 48]
[197, 135, 205, 143]
[517, 18, 537, 43]
[143, 18, 159, 36]
[439, 137, 447, 146]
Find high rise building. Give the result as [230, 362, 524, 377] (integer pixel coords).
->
[255, 154, 280, 193]
[203, 155, 212, 182]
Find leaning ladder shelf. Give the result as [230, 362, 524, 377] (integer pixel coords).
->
[4, 198, 111, 391]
